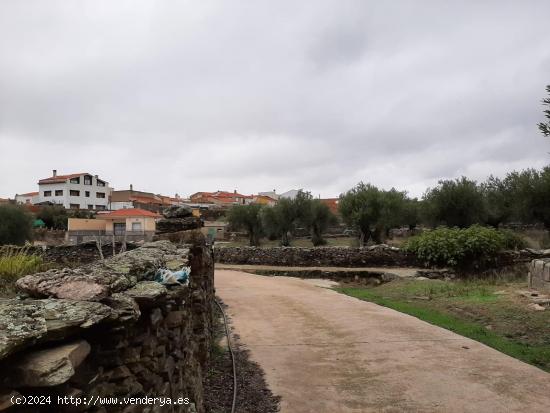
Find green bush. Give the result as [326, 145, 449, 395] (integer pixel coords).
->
[0, 204, 33, 245]
[497, 229, 527, 250]
[404, 225, 519, 269]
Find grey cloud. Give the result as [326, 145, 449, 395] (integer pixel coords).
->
[1, 0, 549, 199]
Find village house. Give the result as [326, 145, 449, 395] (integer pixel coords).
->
[109, 185, 184, 213]
[190, 190, 253, 207]
[15, 192, 39, 205]
[37, 170, 112, 210]
[252, 194, 278, 206]
[67, 208, 160, 244]
[320, 198, 340, 215]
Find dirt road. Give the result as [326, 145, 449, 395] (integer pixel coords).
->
[216, 269, 550, 413]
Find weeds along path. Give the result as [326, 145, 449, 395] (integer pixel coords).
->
[215, 269, 550, 413]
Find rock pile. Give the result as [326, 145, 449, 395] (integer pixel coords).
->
[0, 240, 215, 413]
[156, 205, 202, 234]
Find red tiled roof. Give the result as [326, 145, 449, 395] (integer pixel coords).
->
[39, 173, 88, 184]
[98, 208, 161, 218]
[19, 192, 38, 196]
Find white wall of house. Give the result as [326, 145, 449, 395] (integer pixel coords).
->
[38, 174, 112, 210]
[15, 194, 39, 205]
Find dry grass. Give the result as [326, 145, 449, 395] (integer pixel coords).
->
[0, 246, 43, 297]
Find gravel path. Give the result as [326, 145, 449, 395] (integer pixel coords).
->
[216, 269, 550, 413]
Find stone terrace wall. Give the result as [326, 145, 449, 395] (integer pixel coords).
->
[215, 245, 550, 269]
[215, 245, 418, 267]
[5, 242, 139, 266]
[528, 258, 550, 292]
[0, 238, 214, 413]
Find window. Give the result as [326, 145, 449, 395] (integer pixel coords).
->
[97, 180, 106, 187]
[70, 177, 80, 184]
[85, 191, 90, 197]
[70, 203, 80, 209]
[70, 190, 80, 197]
[55, 190, 63, 196]
[96, 192, 105, 199]
[95, 205, 106, 210]
[84, 175, 92, 185]
[88, 204, 94, 210]
[43, 191, 51, 197]
[131, 222, 142, 231]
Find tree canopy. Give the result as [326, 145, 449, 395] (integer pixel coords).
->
[422, 177, 485, 228]
[538, 84, 550, 137]
[227, 204, 263, 246]
[0, 205, 33, 245]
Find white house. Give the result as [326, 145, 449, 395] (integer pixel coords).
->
[15, 192, 39, 205]
[37, 170, 113, 210]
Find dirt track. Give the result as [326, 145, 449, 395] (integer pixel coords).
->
[216, 269, 550, 413]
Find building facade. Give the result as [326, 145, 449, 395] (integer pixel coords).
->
[67, 208, 160, 244]
[15, 192, 39, 205]
[38, 170, 112, 210]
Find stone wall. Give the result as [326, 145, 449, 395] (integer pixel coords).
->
[0, 238, 214, 413]
[6, 242, 140, 266]
[215, 245, 550, 269]
[528, 259, 550, 292]
[215, 245, 418, 267]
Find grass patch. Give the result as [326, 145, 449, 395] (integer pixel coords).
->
[337, 279, 550, 371]
[0, 246, 44, 297]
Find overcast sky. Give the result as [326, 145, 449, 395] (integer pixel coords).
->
[1, 1, 549, 199]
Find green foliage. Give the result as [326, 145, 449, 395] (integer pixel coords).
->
[261, 198, 297, 246]
[498, 229, 527, 250]
[260, 191, 332, 246]
[0, 205, 33, 246]
[339, 183, 410, 245]
[422, 177, 485, 228]
[404, 225, 519, 269]
[538, 84, 550, 137]
[338, 285, 550, 371]
[37, 205, 68, 230]
[0, 246, 43, 296]
[307, 200, 336, 246]
[227, 204, 264, 246]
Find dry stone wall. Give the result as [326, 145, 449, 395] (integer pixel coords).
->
[215, 245, 550, 269]
[215, 245, 418, 267]
[0, 237, 214, 413]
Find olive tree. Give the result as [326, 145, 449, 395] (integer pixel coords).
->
[422, 177, 485, 228]
[227, 204, 264, 246]
[339, 183, 409, 246]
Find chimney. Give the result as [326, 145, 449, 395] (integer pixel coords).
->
[130, 184, 133, 191]
[52, 169, 57, 177]
[234, 189, 237, 194]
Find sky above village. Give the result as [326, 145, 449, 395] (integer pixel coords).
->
[1, 1, 549, 199]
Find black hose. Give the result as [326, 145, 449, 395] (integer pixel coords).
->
[215, 299, 237, 413]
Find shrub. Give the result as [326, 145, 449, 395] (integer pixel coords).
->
[0, 204, 33, 245]
[404, 225, 516, 269]
[497, 229, 527, 250]
[0, 246, 43, 296]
